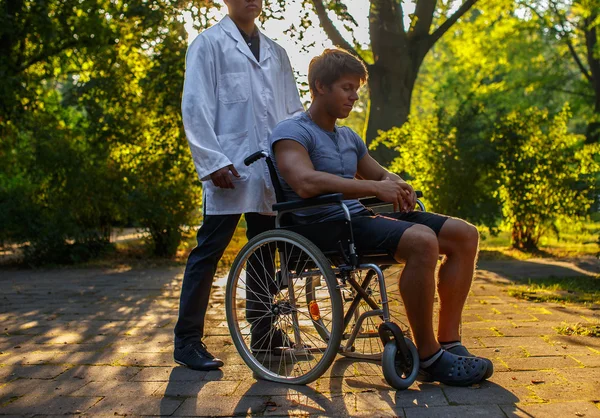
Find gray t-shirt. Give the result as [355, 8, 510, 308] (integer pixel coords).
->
[269, 112, 368, 222]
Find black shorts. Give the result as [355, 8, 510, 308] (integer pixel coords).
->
[351, 209, 449, 254]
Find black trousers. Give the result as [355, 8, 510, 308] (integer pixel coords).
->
[174, 213, 275, 348]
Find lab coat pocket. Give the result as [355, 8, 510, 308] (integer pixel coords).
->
[218, 72, 249, 104]
[218, 130, 250, 181]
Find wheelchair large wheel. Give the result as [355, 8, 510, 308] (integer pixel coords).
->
[381, 337, 419, 390]
[226, 229, 343, 385]
[338, 267, 411, 360]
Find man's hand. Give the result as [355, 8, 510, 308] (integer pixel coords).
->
[210, 165, 240, 189]
[397, 180, 417, 211]
[374, 177, 415, 212]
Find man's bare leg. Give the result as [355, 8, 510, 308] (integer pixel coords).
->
[394, 225, 440, 359]
[435, 219, 479, 342]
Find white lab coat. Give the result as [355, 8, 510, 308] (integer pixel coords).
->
[182, 15, 304, 215]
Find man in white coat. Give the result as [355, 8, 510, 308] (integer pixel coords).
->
[175, 0, 304, 371]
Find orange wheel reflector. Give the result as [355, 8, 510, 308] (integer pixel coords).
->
[309, 300, 321, 321]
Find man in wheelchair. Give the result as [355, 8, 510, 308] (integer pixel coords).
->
[267, 48, 493, 386]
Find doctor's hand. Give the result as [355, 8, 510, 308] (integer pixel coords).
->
[210, 165, 240, 189]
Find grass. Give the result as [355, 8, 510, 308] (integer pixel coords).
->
[507, 276, 600, 306]
[555, 322, 600, 338]
[478, 220, 599, 260]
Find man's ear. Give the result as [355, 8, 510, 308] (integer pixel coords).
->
[314, 80, 328, 96]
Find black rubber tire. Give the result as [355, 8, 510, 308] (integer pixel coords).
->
[381, 337, 420, 390]
[226, 229, 343, 385]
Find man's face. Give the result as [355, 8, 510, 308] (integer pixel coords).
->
[320, 74, 361, 119]
[224, 0, 263, 23]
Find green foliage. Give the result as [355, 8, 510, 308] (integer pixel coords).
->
[375, 103, 502, 228]
[493, 106, 600, 249]
[0, 0, 202, 263]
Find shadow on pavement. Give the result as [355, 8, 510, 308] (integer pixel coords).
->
[230, 356, 520, 416]
[477, 256, 600, 282]
[0, 267, 183, 415]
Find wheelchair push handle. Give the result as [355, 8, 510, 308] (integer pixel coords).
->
[244, 151, 269, 166]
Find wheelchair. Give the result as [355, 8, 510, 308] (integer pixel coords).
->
[225, 151, 427, 390]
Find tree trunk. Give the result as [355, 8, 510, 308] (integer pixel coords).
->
[366, 63, 418, 167]
[584, 10, 600, 143]
[309, 0, 479, 165]
[511, 222, 538, 252]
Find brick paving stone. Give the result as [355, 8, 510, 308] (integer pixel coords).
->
[0, 365, 71, 380]
[442, 382, 522, 405]
[572, 353, 600, 367]
[493, 324, 555, 337]
[357, 385, 448, 409]
[487, 370, 565, 387]
[264, 393, 355, 417]
[57, 365, 142, 381]
[469, 346, 527, 358]
[0, 336, 33, 351]
[0, 395, 101, 415]
[69, 381, 164, 397]
[131, 366, 206, 382]
[0, 377, 88, 398]
[175, 395, 272, 417]
[85, 395, 183, 415]
[477, 336, 549, 348]
[519, 342, 576, 357]
[549, 335, 600, 351]
[155, 379, 240, 397]
[461, 328, 499, 338]
[236, 380, 308, 397]
[205, 363, 255, 381]
[500, 401, 600, 417]
[554, 367, 600, 389]
[530, 381, 600, 402]
[502, 355, 581, 370]
[113, 352, 173, 367]
[403, 405, 507, 418]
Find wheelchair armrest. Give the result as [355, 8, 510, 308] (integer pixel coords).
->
[359, 197, 388, 208]
[359, 191, 424, 208]
[272, 193, 343, 213]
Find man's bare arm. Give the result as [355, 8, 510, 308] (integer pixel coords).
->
[274, 140, 409, 211]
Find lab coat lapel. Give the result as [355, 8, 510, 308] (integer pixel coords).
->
[220, 15, 259, 65]
[258, 31, 272, 64]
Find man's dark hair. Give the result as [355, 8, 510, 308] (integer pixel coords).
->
[308, 48, 368, 96]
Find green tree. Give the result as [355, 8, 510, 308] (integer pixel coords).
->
[493, 106, 599, 250]
[376, 102, 501, 228]
[522, 0, 600, 142]
[269, 0, 481, 165]
[0, 0, 206, 262]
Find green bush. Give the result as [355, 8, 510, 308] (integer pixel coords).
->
[493, 106, 600, 250]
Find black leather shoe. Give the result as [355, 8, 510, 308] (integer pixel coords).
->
[174, 342, 224, 371]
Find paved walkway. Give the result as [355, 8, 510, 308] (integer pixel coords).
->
[0, 257, 599, 417]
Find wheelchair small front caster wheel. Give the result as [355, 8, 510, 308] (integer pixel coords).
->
[381, 337, 419, 390]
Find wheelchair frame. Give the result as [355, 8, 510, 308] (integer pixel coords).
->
[225, 151, 425, 390]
